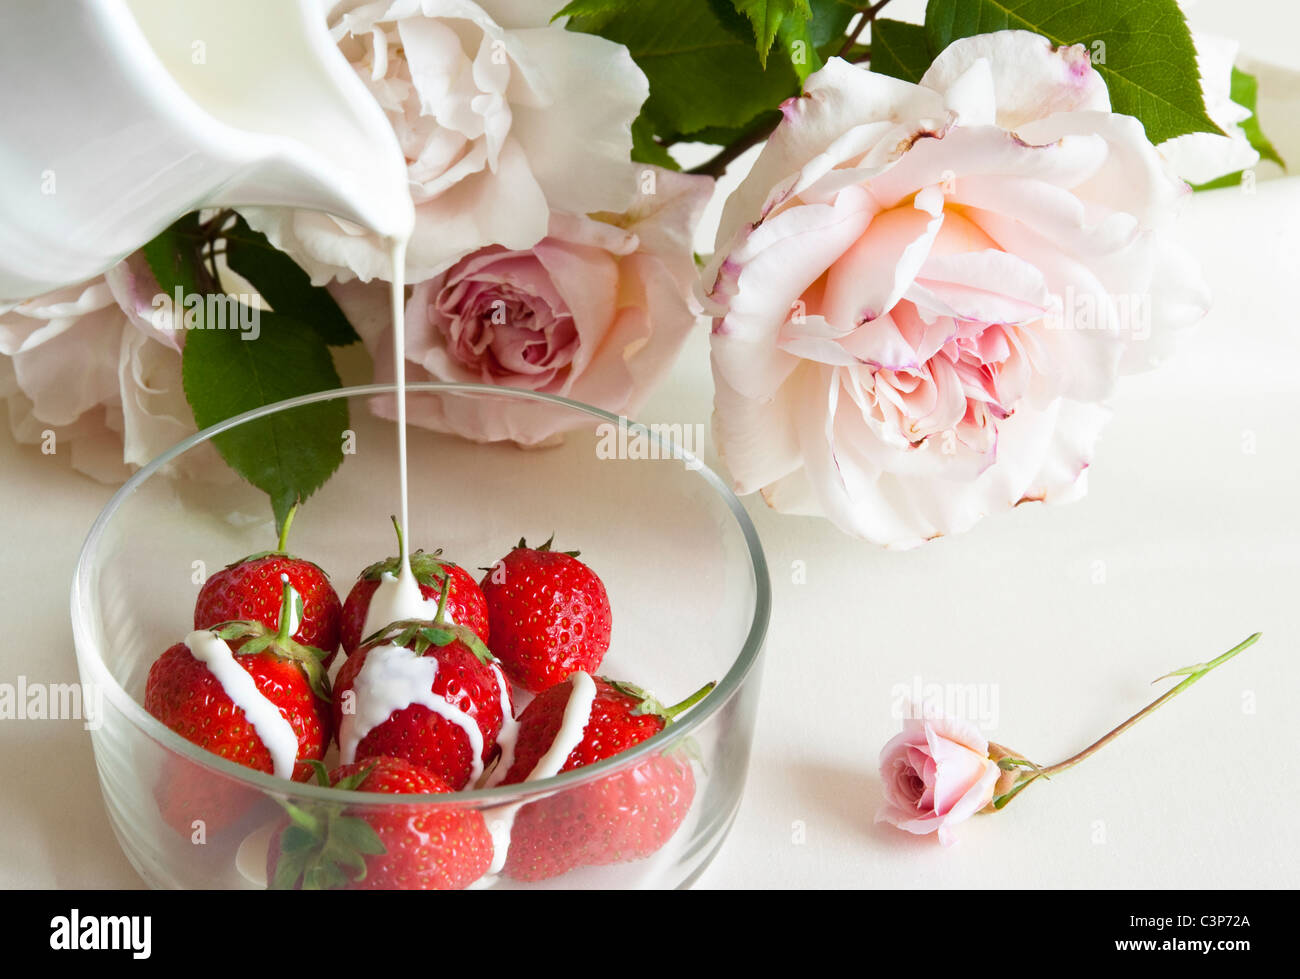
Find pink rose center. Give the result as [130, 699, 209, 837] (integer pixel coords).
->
[435, 252, 579, 385]
[891, 754, 933, 811]
[794, 201, 1041, 457]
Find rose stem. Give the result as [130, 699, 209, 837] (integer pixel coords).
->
[997, 633, 1262, 809]
[837, 0, 893, 59]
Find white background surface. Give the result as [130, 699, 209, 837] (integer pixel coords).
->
[1, 2, 1298, 888]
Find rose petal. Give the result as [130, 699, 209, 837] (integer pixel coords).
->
[920, 31, 1111, 128]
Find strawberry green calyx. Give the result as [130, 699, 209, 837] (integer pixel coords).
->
[205, 582, 332, 702]
[270, 787, 386, 891]
[516, 534, 580, 558]
[218, 551, 330, 578]
[305, 758, 377, 792]
[358, 516, 456, 585]
[359, 548, 452, 585]
[306, 759, 332, 787]
[607, 680, 717, 724]
[207, 620, 332, 701]
[331, 762, 379, 792]
[364, 613, 496, 667]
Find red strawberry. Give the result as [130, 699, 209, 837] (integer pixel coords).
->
[340, 526, 489, 656]
[151, 754, 264, 841]
[479, 537, 612, 692]
[506, 754, 696, 882]
[146, 579, 333, 834]
[266, 756, 493, 890]
[194, 505, 342, 660]
[499, 676, 712, 881]
[333, 604, 509, 791]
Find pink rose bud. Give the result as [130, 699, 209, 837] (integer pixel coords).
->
[875, 707, 1000, 846]
[876, 635, 1261, 846]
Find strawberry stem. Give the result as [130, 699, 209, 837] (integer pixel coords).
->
[275, 574, 298, 643]
[517, 534, 580, 558]
[662, 681, 716, 721]
[432, 574, 451, 626]
[390, 514, 406, 564]
[277, 501, 299, 554]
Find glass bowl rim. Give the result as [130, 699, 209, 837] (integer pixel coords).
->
[71, 381, 771, 806]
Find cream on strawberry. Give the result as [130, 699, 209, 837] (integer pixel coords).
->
[521, 671, 597, 782]
[359, 567, 455, 643]
[339, 522, 490, 655]
[337, 642, 486, 783]
[183, 629, 301, 779]
[486, 661, 521, 787]
[478, 670, 598, 879]
[493, 676, 712, 881]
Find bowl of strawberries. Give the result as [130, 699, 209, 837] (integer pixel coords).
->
[71, 383, 770, 889]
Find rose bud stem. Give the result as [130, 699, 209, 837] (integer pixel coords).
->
[989, 632, 1262, 810]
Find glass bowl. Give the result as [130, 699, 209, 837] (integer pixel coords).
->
[71, 383, 770, 889]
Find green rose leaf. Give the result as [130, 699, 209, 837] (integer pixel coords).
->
[731, 0, 810, 59]
[808, 0, 857, 51]
[563, 0, 800, 138]
[778, 0, 860, 83]
[924, 0, 1223, 145]
[553, 0, 626, 16]
[181, 307, 348, 534]
[730, 0, 812, 67]
[630, 114, 680, 170]
[772, 9, 821, 83]
[222, 216, 360, 347]
[870, 18, 933, 84]
[143, 214, 351, 535]
[1231, 67, 1285, 169]
[142, 212, 208, 297]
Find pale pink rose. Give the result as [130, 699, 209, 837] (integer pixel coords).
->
[0, 253, 230, 482]
[243, 0, 649, 285]
[876, 707, 999, 846]
[704, 31, 1210, 547]
[341, 165, 713, 444]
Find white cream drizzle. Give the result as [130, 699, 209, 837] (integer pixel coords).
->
[184, 629, 299, 779]
[484, 661, 520, 789]
[525, 671, 598, 783]
[337, 642, 485, 784]
[476, 671, 598, 879]
[359, 569, 455, 644]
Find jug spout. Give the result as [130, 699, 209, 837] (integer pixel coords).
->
[123, 0, 414, 241]
[0, 0, 412, 301]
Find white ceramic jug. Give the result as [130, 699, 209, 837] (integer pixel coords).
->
[0, 0, 413, 301]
